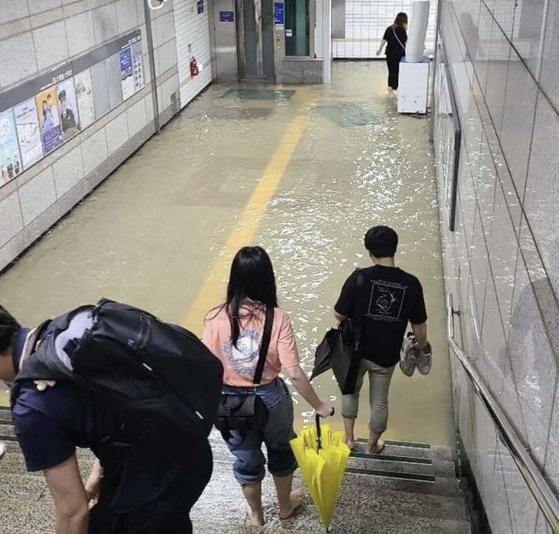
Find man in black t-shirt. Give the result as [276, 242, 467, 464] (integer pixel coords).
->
[0, 305, 212, 534]
[334, 226, 429, 453]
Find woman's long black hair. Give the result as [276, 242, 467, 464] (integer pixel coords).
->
[226, 246, 278, 348]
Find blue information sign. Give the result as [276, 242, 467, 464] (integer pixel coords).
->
[273, 3, 284, 25]
[219, 11, 234, 22]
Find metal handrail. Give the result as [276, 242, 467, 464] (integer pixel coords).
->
[447, 293, 559, 533]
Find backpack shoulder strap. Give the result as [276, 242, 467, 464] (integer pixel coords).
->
[253, 306, 274, 385]
[392, 27, 406, 53]
[352, 270, 366, 350]
[18, 321, 50, 370]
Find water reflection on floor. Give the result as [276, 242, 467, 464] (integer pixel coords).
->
[0, 62, 454, 447]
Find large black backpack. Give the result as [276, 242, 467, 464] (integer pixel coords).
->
[12, 299, 223, 441]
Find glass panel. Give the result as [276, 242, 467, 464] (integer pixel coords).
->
[285, 0, 309, 56]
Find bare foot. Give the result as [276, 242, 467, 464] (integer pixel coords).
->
[387, 87, 394, 95]
[246, 503, 264, 527]
[279, 489, 304, 520]
[345, 438, 356, 451]
[366, 438, 385, 454]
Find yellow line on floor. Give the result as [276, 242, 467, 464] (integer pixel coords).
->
[182, 89, 314, 334]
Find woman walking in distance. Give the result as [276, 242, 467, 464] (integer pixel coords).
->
[377, 12, 408, 94]
[203, 246, 333, 527]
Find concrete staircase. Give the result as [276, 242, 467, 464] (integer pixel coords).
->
[0, 406, 471, 533]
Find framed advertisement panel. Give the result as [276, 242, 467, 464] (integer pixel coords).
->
[56, 78, 81, 141]
[36, 86, 63, 155]
[14, 99, 44, 170]
[74, 69, 96, 129]
[0, 110, 22, 184]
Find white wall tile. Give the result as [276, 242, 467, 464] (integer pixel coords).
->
[0, 33, 38, 89]
[81, 128, 109, 175]
[66, 11, 96, 57]
[93, 3, 118, 44]
[52, 144, 85, 198]
[33, 20, 69, 71]
[126, 98, 147, 136]
[106, 110, 130, 153]
[0, 192, 24, 247]
[18, 167, 57, 225]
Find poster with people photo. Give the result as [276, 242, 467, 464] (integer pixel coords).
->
[74, 69, 96, 129]
[36, 87, 63, 154]
[56, 78, 80, 141]
[0, 110, 22, 186]
[14, 98, 44, 170]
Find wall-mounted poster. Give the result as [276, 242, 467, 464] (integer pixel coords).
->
[14, 98, 44, 170]
[91, 61, 110, 119]
[120, 47, 135, 99]
[0, 110, 22, 185]
[106, 55, 124, 111]
[36, 87, 63, 154]
[74, 69, 96, 129]
[56, 78, 80, 141]
[131, 42, 145, 93]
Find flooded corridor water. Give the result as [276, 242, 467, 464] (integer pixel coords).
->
[0, 62, 454, 447]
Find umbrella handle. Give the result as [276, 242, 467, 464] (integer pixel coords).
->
[315, 413, 322, 450]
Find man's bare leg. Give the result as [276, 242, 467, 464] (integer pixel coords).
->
[241, 482, 264, 526]
[343, 417, 357, 450]
[366, 430, 385, 454]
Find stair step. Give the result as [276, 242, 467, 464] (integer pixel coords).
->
[194, 465, 468, 526]
[348, 454, 455, 478]
[346, 466, 436, 482]
[0, 492, 54, 533]
[0, 472, 49, 499]
[192, 516, 470, 534]
[356, 437, 430, 449]
[345, 469, 462, 498]
[0, 423, 16, 437]
[353, 438, 454, 462]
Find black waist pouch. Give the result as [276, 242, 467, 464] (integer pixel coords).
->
[215, 393, 268, 439]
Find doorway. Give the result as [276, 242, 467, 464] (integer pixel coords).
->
[236, 0, 275, 80]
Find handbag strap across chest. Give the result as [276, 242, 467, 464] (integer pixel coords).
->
[252, 306, 274, 385]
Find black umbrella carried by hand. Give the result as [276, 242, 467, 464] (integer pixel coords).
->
[310, 271, 366, 395]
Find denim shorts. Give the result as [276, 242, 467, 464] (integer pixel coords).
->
[223, 378, 297, 485]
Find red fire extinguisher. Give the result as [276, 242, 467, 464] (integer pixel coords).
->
[190, 57, 199, 77]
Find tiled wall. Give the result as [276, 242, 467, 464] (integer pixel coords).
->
[434, 1, 559, 532]
[173, 0, 212, 108]
[0, 0, 213, 271]
[333, 0, 438, 58]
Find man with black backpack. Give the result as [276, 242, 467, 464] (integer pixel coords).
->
[0, 302, 223, 534]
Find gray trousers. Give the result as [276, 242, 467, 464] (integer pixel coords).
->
[341, 359, 396, 434]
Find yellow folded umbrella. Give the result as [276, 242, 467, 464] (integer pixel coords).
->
[290, 415, 350, 531]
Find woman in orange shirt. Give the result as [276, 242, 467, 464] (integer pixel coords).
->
[203, 246, 333, 527]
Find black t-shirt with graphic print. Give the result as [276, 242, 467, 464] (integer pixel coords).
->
[335, 265, 427, 368]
